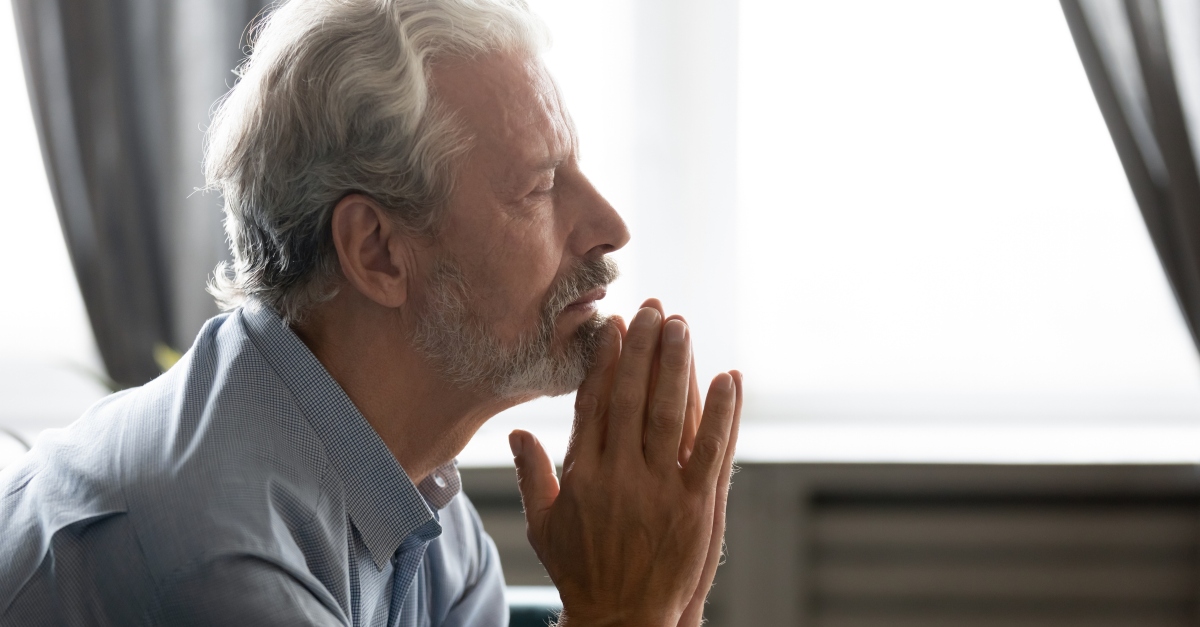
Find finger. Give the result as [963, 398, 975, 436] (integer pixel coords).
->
[639, 297, 665, 315]
[642, 300, 667, 419]
[564, 319, 622, 471]
[703, 371, 743, 578]
[510, 430, 560, 534]
[604, 306, 663, 459]
[679, 478, 728, 627]
[614, 300, 656, 342]
[708, 371, 742, 538]
[684, 372, 737, 491]
[678, 343, 701, 467]
[644, 318, 691, 469]
[678, 371, 742, 625]
[662, 313, 700, 467]
[716, 371, 743, 474]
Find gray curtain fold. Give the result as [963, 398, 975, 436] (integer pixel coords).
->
[1061, 0, 1200, 352]
[11, 0, 266, 388]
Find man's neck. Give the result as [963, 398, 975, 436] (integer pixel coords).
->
[292, 292, 525, 484]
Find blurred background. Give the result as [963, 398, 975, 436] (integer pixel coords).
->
[5, 0, 1200, 625]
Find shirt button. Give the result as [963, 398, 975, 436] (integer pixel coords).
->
[433, 474, 447, 488]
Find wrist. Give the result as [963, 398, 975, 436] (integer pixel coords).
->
[555, 608, 676, 627]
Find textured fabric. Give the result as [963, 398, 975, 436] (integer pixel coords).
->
[0, 305, 508, 626]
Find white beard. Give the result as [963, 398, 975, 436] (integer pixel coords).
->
[412, 256, 618, 399]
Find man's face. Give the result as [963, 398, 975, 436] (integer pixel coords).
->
[411, 51, 630, 399]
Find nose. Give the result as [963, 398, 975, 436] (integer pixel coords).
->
[566, 169, 630, 259]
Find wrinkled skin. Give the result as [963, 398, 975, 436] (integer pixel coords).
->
[511, 298, 743, 627]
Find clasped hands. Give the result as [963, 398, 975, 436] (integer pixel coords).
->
[509, 299, 743, 627]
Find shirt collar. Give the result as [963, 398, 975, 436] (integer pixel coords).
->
[239, 303, 461, 569]
[416, 459, 462, 510]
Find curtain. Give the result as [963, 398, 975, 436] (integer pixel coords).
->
[1061, 0, 1200, 352]
[11, 0, 266, 387]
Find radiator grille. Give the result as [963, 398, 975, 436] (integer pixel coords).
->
[810, 498, 1200, 627]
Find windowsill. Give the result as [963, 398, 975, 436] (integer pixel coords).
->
[458, 417, 1200, 467]
[6, 419, 1200, 472]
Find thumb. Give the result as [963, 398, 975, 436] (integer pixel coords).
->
[510, 430, 559, 531]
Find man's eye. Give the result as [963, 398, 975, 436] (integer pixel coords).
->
[529, 172, 555, 196]
[532, 184, 554, 195]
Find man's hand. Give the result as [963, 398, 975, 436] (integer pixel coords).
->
[509, 303, 743, 627]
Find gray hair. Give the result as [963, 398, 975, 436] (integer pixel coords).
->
[204, 0, 548, 323]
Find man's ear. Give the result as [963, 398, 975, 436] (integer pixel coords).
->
[330, 194, 413, 308]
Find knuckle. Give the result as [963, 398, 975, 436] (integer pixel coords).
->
[574, 391, 601, 418]
[709, 389, 736, 415]
[661, 345, 689, 371]
[649, 400, 682, 430]
[625, 328, 656, 354]
[693, 436, 724, 465]
[609, 388, 643, 417]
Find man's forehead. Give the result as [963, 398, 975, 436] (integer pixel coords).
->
[431, 51, 576, 170]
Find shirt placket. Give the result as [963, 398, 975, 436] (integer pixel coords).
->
[388, 518, 442, 627]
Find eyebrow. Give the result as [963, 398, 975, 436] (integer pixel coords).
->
[532, 134, 580, 172]
[532, 155, 566, 172]
[517, 113, 580, 177]
[538, 116, 581, 170]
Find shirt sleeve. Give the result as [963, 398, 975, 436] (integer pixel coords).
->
[150, 555, 348, 626]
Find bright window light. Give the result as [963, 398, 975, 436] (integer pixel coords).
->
[468, 0, 1200, 465]
[736, 0, 1200, 423]
[0, 0, 107, 452]
[3, 0, 1197, 468]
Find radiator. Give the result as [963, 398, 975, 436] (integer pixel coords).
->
[461, 463, 1200, 627]
[807, 496, 1199, 626]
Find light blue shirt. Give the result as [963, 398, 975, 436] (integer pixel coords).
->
[0, 305, 508, 626]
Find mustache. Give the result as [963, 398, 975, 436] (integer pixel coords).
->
[545, 256, 620, 315]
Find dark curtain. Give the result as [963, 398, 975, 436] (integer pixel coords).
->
[11, 0, 268, 388]
[1061, 0, 1200, 352]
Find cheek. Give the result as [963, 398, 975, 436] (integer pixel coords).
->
[478, 220, 565, 329]
[498, 224, 561, 295]
[442, 191, 569, 335]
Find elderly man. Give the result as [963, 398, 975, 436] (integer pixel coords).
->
[0, 0, 741, 625]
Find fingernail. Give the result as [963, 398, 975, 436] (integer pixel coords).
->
[716, 372, 734, 391]
[508, 432, 523, 457]
[665, 319, 686, 344]
[633, 306, 660, 327]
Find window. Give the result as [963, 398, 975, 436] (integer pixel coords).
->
[465, 0, 1200, 465]
[3, 1, 1197, 467]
